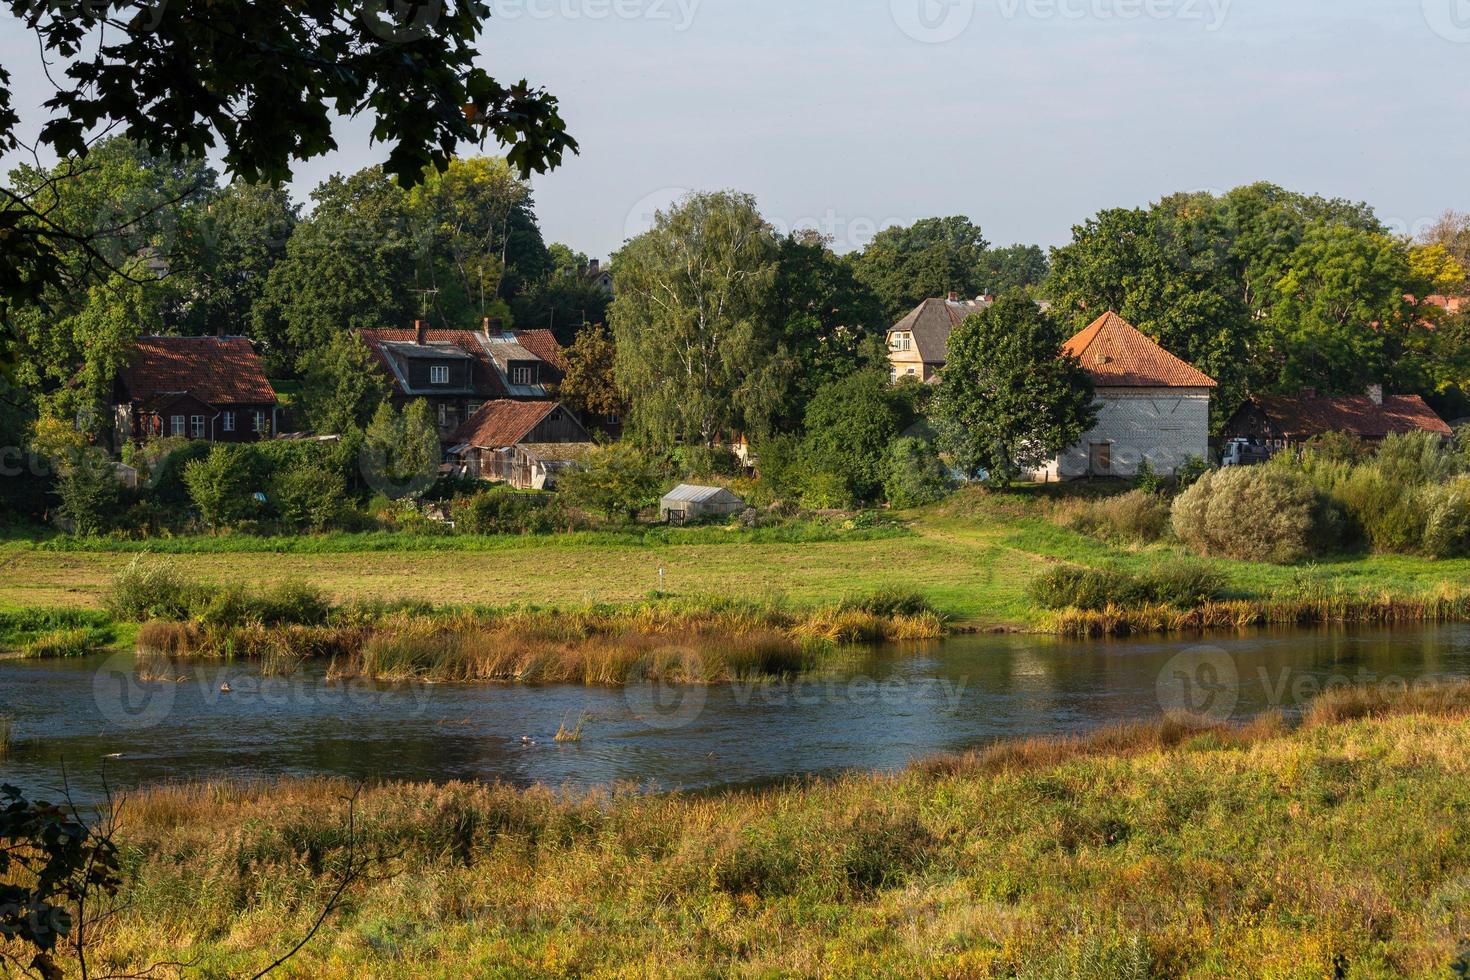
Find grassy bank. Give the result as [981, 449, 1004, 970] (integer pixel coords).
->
[8, 486, 1470, 634]
[43, 682, 1470, 977]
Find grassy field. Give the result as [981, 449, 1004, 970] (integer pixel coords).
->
[6, 486, 1470, 630]
[45, 683, 1470, 978]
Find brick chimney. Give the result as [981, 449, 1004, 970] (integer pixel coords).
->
[1367, 383, 1384, 406]
[414, 319, 427, 344]
[947, 291, 959, 302]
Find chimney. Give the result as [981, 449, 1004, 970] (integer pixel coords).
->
[981, 293, 996, 304]
[414, 319, 427, 344]
[482, 316, 493, 339]
[588, 258, 600, 274]
[487, 316, 504, 336]
[947, 291, 959, 302]
[1367, 383, 1384, 406]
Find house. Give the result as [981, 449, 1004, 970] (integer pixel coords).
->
[1222, 387, 1453, 451]
[448, 399, 592, 489]
[112, 335, 278, 449]
[886, 293, 995, 382]
[358, 318, 567, 444]
[659, 485, 746, 524]
[1030, 312, 1217, 481]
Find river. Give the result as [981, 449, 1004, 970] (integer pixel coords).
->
[5, 624, 1470, 803]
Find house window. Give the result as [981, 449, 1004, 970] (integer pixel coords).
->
[190, 415, 205, 439]
[511, 365, 534, 386]
[468, 402, 483, 418]
[605, 412, 621, 426]
[438, 403, 449, 427]
[906, 368, 916, 376]
[430, 365, 449, 385]
[222, 411, 235, 432]
[252, 410, 267, 434]
[171, 415, 185, 436]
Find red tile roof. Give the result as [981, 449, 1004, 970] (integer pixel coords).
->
[1248, 393, 1452, 440]
[514, 329, 569, 372]
[118, 336, 276, 406]
[358, 327, 566, 398]
[452, 400, 563, 448]
[1063, 312, 1217, 389]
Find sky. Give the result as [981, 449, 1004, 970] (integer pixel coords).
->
[2, 0, 1468, 259]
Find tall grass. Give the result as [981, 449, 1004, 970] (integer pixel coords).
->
[0, 715, 11, 757]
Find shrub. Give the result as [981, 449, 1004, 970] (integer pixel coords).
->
[1172, 467, 1327, 563]
[183, 445, 256, 529]
[107, 556, 216, 621]
[1133, 457, 1164, 496]
[1026, 562, 1225, 611]
[455, 487, 562, 535]
[271, 463, 349, 532]
[799, 469, 852, 510]
[1421, 477, 1470, 559]
[839, 588, 936, 618]
[883, 437, 950, 509]
[1333, 463, 1428, 554]
[1061, 490, 1172, 545]
[54, 448, 127, 536]
[559, 443, 661, 523]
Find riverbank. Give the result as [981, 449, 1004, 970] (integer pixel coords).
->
[6, 486, 1470, 636]
[50, 681, 1470, 977]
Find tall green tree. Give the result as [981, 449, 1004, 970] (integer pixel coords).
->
[182, 181, 299, 335]
[976, 244, 1049, 296]
[850, 216, 991, 322]
[801, 368, 916, 504]
[297, 332, 390, 435]
[931, 293, 1097, 485]
[554, 324, 625, 422]
[611, 190, 786, 449]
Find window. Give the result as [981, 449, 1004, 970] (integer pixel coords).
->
[430, 365, 449, 385]
[222, 411, 235, 432]
[171, 415, 185, 436]
[438, 403, 449, 426]
[605, 412, 621, 426]
[190, 415, 206, 439]
[252, 410, 267, 434]
[511, 365, 534, 386]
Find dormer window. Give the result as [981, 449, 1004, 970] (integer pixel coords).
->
[511, 365, 535, 386]
[430, 365, 449, 385]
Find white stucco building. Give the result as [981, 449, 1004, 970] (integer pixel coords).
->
[1029, 312, 1216, 480]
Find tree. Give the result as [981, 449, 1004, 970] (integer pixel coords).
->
[850, 217, 991, 322]
[183, 444, 255, 529]
[0, 0, 575, 325]
[611, 191, 785, 450]
[931, 293, 1098, 485]
[975, 244, 1049, 295]
[298, 332, 391, 435]
[801, 368, 914, 504]
[183, 180, 299, 335]
[558, 442, 661, 523]
[360, 401, 440, 500]
[555, 324, 625, 421]
[513, 245, 614, 342]
[54, 447, 126, 535]
[884, 436, 950, 509]
[1421, 210, 1470, 273]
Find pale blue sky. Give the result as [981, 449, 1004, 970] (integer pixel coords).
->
[3, 0, 1468, 258]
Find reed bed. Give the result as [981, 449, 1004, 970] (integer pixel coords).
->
[131, 597, 948, 685]
[0, 715, 11, 757]
[1046, 586, 1470, 637]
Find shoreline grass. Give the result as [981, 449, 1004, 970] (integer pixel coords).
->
[39, 680, 1470, 977]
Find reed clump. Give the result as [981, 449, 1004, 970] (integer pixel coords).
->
[0, 716, 11, 757]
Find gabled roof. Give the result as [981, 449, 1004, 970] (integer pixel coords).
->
[452, 400, 584, 449]
[118, 336, 276, 406]
[1063, 312, 1217, 389]
[1245, 393, 1452, 440]
[888, 297, 994, 364]
[358, 326, 567, 399]
[661, 484, 744, 504]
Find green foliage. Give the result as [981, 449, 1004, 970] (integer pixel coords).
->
[1027, 562, 1226, 611]
[802, 368, 912, 504]
[196, 580, 332, 628]
[297, 332, 389, 435]
[1421, 478, 1470, 560]
[838, 588, 936, 618]
[931, 293, 1098, 485]
[107, 557, 217, 620]
[558, 442, 661, 522]
[799, 470, 853, 511]
[54, 448, 127, 536]
[611, 191, 784, 449]
[1133, 458, 1165, 496]
[849, 216, 991, 322]
[361, 401, 441, 501]
[270, 463, 350, 533]
[884, 437, 950, 509]
[183, 445, 256, 529]
[554, 323, 624, 420]
[1172, 467, 1329, 563]
[454, 488, 563, 535]
[1060, 490, 1173, 545]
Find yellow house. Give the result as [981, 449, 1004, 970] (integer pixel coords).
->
[886, 293, 994, 382]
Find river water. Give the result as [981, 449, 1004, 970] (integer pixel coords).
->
[5, 625, 1470, 803]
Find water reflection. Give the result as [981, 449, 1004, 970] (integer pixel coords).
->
[4, 624, 1469, 804]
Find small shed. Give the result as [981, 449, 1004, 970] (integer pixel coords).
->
[659, 484, 745, 525]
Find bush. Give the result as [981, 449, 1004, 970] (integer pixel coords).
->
[107, 557, 216, 621]
[1027, 562, 1225, 611]
[1421, 477, 1470, 559]
[454, 487, 562, 535]
[839, 588, 936, 618]
[54, 448, 128, 536]
[883, 437, 950, 509]
[799, 470, 852, 510]
[271, 463, 349, 532]
[1333, 463, 1428, 554]
[198, 580, 331, 627]
[1172, 467, 1328, 563]
[1134, 457, 1165, 496]
[559, 443, 661, 523]
[183, 445, 256, 529]
[1061, 490, 1172, 545]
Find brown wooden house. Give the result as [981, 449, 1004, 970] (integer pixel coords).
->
[112, 336, 278, 449]
[448, 400, 592, 489]
[358, 318, 568, 444]
[1222, 387, 1453, 451]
